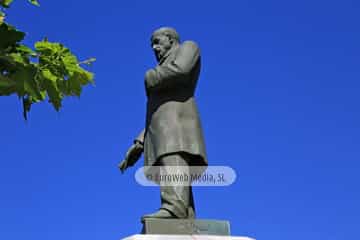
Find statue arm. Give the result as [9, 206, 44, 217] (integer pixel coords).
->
[145, 41, 200, 90]
[118, 129, 145, 173]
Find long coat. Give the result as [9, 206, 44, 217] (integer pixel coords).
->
[136, 40, 207, 167]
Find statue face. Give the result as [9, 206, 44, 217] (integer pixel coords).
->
[151, 34, 172, 62]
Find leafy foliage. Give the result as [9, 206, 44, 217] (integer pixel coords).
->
[0, 0, 95, 119]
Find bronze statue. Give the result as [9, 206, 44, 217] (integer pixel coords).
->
[118, 27, 207, 222]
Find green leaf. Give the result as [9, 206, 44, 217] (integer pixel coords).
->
[2, 35, 94, 118]
[25, 76, 43, 101]
[0, 75, 16, 95]
[9, 52, 29, 65]
[12, 66, 36, 96]
[35, 41, 64, 54]
[67, 72, 82, 96]
[0, 75, 14, 87]
[35, 40, 94, 96]
[28, 0, 40, 7]
[0, 55, 17, 71]
[1, 0, 14, 8]
[0, 4, 95, 119]
[62, 53, 78, 66]
[0, 23, 25, 50]
[35, 41, 54, 56]
[61, 53, 79, 75]
[78, 69, 94, 84]
[40, 69, 62, 111]
[16, 44, 37, 57]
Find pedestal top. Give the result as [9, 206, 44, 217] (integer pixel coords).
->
[123, 234, 255, 240]
[142, 219, 231, 235]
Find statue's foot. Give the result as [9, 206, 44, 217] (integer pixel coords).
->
[141, 208, 176, 223]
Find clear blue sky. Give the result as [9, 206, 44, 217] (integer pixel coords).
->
[1, 0, 359, 239]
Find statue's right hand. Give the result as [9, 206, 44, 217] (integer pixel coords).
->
[118, 159, 128, 173]
[118, 142, 143, 173]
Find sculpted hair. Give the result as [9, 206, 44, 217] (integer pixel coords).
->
[151, 27, 180, 43]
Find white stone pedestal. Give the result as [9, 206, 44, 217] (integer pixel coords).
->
[123, 234, 255, 240]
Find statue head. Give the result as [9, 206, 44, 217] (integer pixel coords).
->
[151, 27, 180, 62]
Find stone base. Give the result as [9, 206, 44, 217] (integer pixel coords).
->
[141, 219, 230, 235]
[123, 234, 255, 240]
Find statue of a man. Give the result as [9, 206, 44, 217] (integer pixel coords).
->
[118, 27, 207, 222]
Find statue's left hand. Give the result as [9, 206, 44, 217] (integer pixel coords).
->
[118, 141, 143, 173]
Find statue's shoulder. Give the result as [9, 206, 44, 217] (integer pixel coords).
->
[178, 40, 201, 56]
[180, 40, 200, 50]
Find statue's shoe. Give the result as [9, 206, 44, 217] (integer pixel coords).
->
[141, 208, 176, 222]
